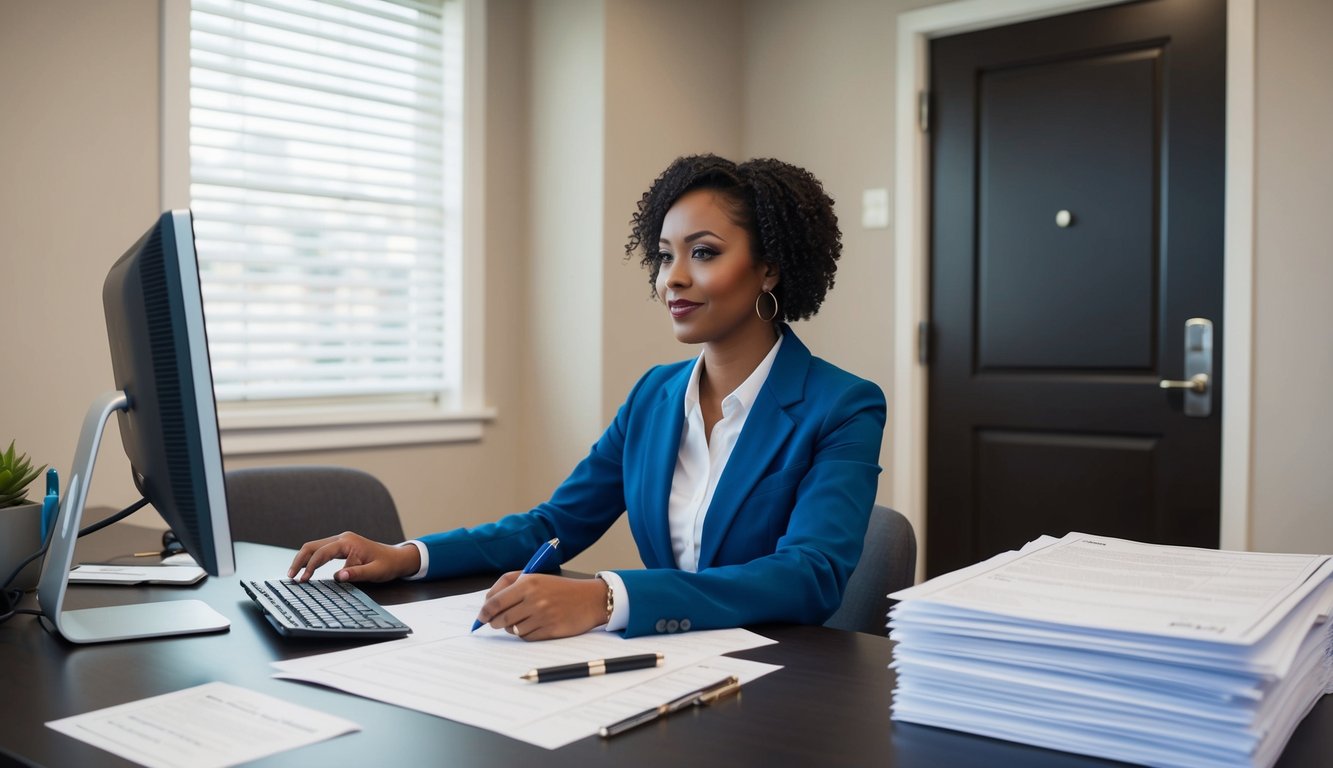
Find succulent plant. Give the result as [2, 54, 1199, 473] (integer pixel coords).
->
[0, 440, 47, 509]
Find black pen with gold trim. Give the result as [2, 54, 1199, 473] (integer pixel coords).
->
[598, 675, 741, 737]
[520, 652, 663, 683]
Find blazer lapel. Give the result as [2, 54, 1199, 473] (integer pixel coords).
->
[639, 363, 689, 569]
[696, 328, 810, 569]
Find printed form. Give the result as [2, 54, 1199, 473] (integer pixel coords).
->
[46, 682, 359, 768]
[272, 590, 782, 749]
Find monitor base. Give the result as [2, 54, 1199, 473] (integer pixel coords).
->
[51, 600, 229, 644]
[35, 391, 231, 645]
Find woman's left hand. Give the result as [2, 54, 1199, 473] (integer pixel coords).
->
[475, 573, 609, 641]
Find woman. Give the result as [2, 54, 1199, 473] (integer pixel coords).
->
[289, 155, 886, 640]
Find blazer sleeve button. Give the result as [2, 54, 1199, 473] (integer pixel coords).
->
[655, 619, 667, 633]
[666, 619, 680, 633]
[680, 619, 691, 631]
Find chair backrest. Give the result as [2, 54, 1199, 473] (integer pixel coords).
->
[824, 504, 917, 636]
[224, 465, 405, 550]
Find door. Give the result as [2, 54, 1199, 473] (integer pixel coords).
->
[926, 0, 1225, 576]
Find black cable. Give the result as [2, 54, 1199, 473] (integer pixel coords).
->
[0, 596, 40, 622]
[0, 497, 150, 623]
[76, 497, 149, 537]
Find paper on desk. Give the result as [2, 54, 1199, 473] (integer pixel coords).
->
[379, 590, 491, 636]
[45, 682, 358, 768]
[524, 655, 778, 748]
[69, 564, 206, 585]
[272, 590, 780, 749]
[891, 532, 1333, 646]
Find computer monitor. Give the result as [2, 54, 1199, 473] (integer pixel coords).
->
[36, 210, 235, 644]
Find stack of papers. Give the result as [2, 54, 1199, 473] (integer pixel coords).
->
[888, 533, 1333, 768]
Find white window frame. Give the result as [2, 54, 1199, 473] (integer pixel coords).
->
[160, 0, 491, 455]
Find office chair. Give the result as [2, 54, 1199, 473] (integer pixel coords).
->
[224, 465, 406, 550]
[824, 504, 917, 636]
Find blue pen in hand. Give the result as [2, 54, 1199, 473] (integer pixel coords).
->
[471, 537, 560, 632]
[40, 468, 59, 546]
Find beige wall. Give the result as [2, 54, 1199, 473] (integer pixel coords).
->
[2, 0, 1330, 571]
[601, 0, 745, 425]
[1250, 0, 1333, 552]
[1, 0, 158, 515]
[530, 0, 747, 571]
[519, 0, 607, 554]
[741, 0, 945, 512]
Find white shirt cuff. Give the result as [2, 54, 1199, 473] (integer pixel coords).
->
[596, 570, 629, 631]
[402, 540, 429, 580]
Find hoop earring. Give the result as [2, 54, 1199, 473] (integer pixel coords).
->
[755, 290, 779, 322]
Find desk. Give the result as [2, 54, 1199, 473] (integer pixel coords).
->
[2, 525, 1331, 768]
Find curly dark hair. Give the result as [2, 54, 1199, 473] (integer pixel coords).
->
[624, 154, 841, 322]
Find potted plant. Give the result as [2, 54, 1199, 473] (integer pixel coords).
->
[0, 440, 46, 509]
[1, 440, 48, 591]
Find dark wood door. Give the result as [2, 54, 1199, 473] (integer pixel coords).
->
[926, 0, 1225, 576]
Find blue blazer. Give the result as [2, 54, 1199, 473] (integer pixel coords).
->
[419, 326, 886, 637]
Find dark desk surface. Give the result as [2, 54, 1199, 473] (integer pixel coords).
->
[2, 523, 1330, 768]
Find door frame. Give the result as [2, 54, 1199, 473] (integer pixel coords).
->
[892, 0, 1256, 574]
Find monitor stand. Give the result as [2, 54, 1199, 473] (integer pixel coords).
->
[34, 391, 230, 644]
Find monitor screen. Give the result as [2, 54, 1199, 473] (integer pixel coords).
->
[102, 210, 234, 577]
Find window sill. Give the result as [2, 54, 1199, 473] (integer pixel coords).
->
[218, 405, 496, 456]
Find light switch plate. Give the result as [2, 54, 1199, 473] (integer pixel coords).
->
[862, 188, 890, 229]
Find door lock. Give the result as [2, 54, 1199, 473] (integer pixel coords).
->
[1158, 318, 1212, 417]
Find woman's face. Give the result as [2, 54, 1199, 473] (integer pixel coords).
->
[655, 188, 775, 347]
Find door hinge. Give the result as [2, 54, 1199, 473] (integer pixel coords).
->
[918, 90, 930, 133]
[917, 321, 931, 365]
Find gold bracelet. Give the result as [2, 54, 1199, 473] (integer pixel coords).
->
[595, 573, 614, 621]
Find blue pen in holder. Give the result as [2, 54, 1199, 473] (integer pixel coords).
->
[40, 468, 59, 546]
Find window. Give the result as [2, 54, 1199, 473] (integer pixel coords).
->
[163, 0, 488, 454]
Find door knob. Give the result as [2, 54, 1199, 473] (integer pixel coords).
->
[1158, 373, 1209, 393]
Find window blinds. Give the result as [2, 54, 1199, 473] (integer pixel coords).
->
[188, 0, 457, 402]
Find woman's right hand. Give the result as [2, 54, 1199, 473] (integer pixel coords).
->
[287, 532, 420, 583]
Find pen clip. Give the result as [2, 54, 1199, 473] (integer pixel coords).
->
[597, 675, 741, 738]
[664, 675, 739, 713]
[696, 676, 741, 705]
[523, 538, 560, 573]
